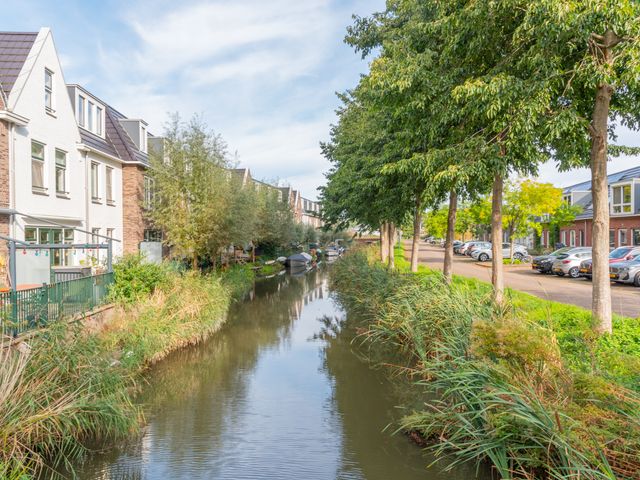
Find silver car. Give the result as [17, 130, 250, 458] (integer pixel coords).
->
[552, 249, 593, 278]
[473, 243, 528, 262]
[609, 256, 640, 286]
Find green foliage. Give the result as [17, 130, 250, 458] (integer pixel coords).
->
[109, 255, 169, 304]
[503, 179, 563, 238]
[331, 247, 640, 478]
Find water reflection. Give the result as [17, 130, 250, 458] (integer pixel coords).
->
[72, 269, 481, 480]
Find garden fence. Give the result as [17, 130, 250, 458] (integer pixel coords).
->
[0, 272, 114, 337]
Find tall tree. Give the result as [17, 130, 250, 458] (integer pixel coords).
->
[510, 0, 640, 332]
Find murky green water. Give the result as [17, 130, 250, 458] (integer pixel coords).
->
[74, 268, 482, 479]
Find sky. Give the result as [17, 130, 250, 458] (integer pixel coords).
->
[4, 0, 639, 199]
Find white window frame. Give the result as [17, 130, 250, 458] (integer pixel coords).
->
[88, 101, 94, 131]
[561, 230, 567, 245]
[105, 166, 114, 205]
[55, 149, 67, 195]
[44, 68, 53, 112]
[96, 106, 104, 136]
[143, 175, 154, 209]
[140, 125, 148, 153]
[611, 183, 633, 214]
[91, 162, 100, 202]
[569, 230, 576, 247]
[31, 140, 46, 193]
[77, 94, 86, 127]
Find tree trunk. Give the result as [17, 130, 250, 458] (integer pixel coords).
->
[380, 222, 389, 263]
[590, 82, 613, 334]
[388, 222, 396, 269]
[410, 198, 422, 273]
[443, 190, 458, 283]
[491, 174, 504, 304]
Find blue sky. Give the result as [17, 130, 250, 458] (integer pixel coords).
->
[4, 0, 639, 199]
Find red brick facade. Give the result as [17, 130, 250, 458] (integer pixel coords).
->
[122, 164, 148, 254]
[544, 216, 640, 249]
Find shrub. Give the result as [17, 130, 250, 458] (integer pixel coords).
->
[108, 255, 169, 304]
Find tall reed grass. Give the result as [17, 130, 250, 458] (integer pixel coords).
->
[0, 264, 254, 479]
[331, 247, 640, 479]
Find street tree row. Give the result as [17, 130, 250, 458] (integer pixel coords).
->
[320, 0, 640, 333]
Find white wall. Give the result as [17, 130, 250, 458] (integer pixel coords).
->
[86, 150, 124, 259]
[7, 29, 86, 266]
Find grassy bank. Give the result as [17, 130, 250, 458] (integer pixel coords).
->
[331, 246, 640, 479]
[0, 257, 254, 479]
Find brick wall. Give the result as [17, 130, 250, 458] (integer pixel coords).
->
[122, 164, 148, 254]
[557, 216, 640, 248]
[0, 94, 10, 284]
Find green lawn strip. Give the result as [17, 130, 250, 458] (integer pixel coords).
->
[0, 257, 255, 479]
[331, 246, 640, 478]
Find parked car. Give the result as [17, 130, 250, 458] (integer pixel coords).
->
[532, 247, 589, 274]
[466, 241, 492, 257]
[473, 243, 528, 262]
[457, 242, 475, 255]
[609, 256, 640, 286]
[579, 246, 640, 279]
[440, 239, 463, 248]
[552, 249, 593, 278]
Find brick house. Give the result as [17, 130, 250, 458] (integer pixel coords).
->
[541, 166, 640, 249]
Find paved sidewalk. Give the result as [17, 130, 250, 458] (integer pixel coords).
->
[405, 242, 640, 318]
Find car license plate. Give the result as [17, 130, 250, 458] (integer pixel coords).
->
[553, 268, 562, 273]
[610, 273, 617, 279]
[580, 269, 588, 273]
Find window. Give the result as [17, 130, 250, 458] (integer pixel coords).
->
[55, 149, 67, 194]
[610, 229, 616, 247]
[143, 175, 154, 209]
[563, 194, 572, 205]
[619, 229, 628, 246]
[561, 231, 567, 245]
[611, 184, 632, 214]
[91, 162, 100, 201]
[91, 227, 100, 244]
[44, 69, 53, 111]
[77, 95, 85, 127]
[25, 227, 37, 243]
[579, 230, 585, 247]
[31, 141, 45, 191]
[106, 228, 115, 239]
[105, 167, 114, 204]
[570, 230, 576, 247]
[634, 229, 640, 246]
[140, 126, 147, 153]
[88, 101, 94, 131]
[96, 106, 103, 135]
[144, 229, 162, 242]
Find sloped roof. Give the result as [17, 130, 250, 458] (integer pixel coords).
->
[105, 106, 149, 165]
[564, 165, 640, 193]
[0, 32, 38, 97]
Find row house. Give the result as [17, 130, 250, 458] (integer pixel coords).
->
[541, 166, 640, 249]
[301, 197, 322, 228]
[0, 28, 154, 286]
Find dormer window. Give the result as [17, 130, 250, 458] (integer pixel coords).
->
[611, 184, 632, 214]
[562, 194, 572, 205]
[96, 106, 103, 135]
[88, 101, 94, 131]
[44, 69, 53, 112]
[77, 95, 86, 127]
[141, 126, 148, 153]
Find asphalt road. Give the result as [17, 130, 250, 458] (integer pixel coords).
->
[405, 242, 640, 318]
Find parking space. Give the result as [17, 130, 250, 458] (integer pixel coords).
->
[408, 242, 640, 318]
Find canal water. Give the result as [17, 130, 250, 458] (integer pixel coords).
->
[75, 268, 480, 480]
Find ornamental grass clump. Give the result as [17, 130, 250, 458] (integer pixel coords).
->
[0, 326, 137, 479]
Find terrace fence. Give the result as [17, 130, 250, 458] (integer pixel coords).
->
[0, 272, 114, 337]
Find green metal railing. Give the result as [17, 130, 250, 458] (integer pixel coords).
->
[0, 272, 114, 337]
